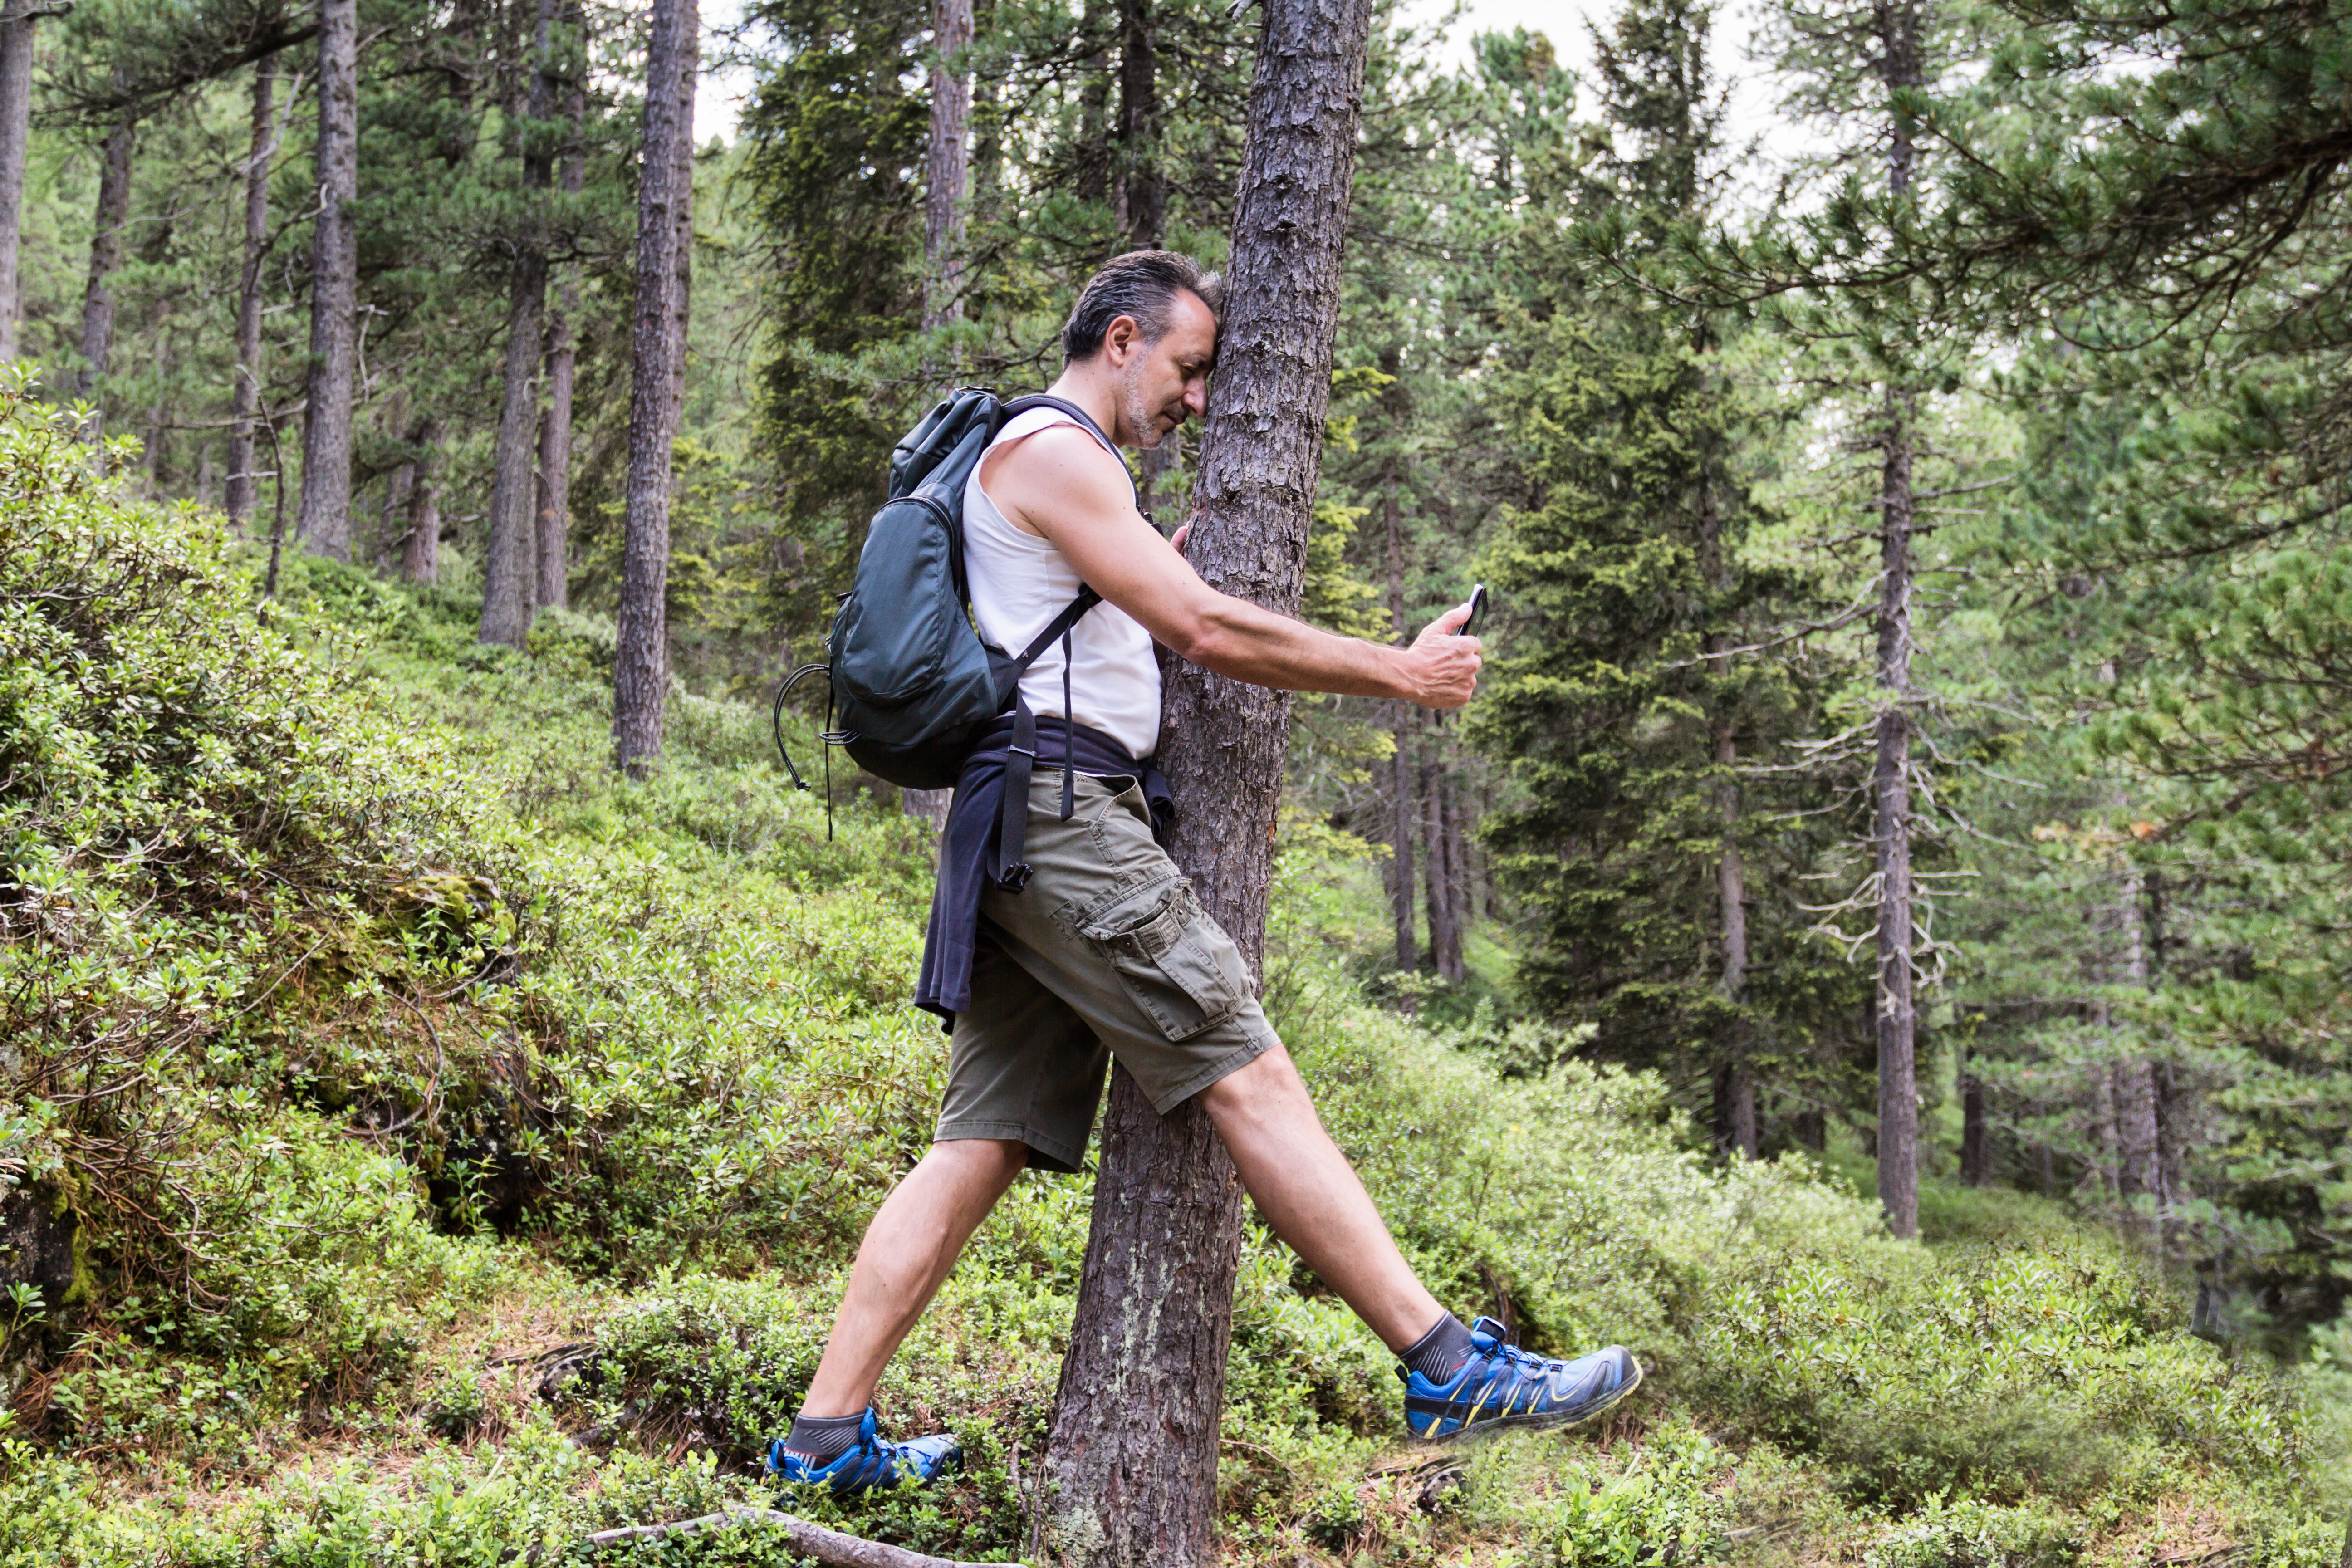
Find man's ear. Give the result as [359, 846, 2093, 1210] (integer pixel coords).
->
[1103, 314, 1142, 367]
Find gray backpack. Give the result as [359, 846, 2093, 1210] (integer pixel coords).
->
[773, 390, 1109, 796]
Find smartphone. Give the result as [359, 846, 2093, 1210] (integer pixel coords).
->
[1458, 583, 1488, 637]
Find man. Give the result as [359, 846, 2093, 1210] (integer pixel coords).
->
[768, 251, 1639, 1493]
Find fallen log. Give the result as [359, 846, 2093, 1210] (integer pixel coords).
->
[580, 1505, 995, 1568]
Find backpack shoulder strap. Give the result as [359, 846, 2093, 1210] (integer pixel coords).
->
[1000, 394, 1115, 453]
[1011, 585, 1103, 673]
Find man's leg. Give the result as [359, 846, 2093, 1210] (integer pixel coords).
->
[1196, 1043, 1443, 1351]
[799, 1137, 1029, 1417]
[1198, 1042, 1639, 1441]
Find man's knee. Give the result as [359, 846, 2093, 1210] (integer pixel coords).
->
[928, 1135, 1030, 1187]
[1198, 1042, 1308, 1120]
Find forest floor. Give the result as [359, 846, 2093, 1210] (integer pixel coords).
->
[5, 500, 2349, 1566]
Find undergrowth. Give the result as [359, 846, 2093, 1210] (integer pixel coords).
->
[0, 383, 2344, 1563]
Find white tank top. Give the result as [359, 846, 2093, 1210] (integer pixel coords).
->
[965, 407, 1163, 759]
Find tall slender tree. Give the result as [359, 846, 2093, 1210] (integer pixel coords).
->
[480, 0, 559, 646]
[0, 0, 43, 361]
[902, 0, 974, 830]
[612, 0, 698, 773]
[534, 0, 586, 613]
[74, 107, 135, 420]
[225, 60, 281, 526]
[1863, 0, 1927, 1238]
[296, 0, 359, 561]
[1040, 2, 1374, 1562]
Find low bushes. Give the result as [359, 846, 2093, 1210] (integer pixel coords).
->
[0, 381, 2339, 1562]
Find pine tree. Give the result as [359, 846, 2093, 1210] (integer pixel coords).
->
[612, 0, 698, 774]
[1473, 0, 1852, 1150]
[295, 0, 359, 562]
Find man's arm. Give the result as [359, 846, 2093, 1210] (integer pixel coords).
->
[988, 426, 1482, 710]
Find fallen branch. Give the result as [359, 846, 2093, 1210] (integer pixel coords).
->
[580, 1506, 995, 1568]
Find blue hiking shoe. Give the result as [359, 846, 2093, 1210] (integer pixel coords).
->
[765, 1407, 961, 1494]
[1399, 1317, 1641, 1442]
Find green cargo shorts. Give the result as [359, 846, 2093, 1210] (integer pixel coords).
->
[935, 769, 1277, 1173]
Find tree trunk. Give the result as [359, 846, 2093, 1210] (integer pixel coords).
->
[1692, 397, 1754, 1160]
[1869, 0, 1923, 1238]
[972, 0, 999, 211]
[921, 0, 970, 333]
[1039, 4, 1373, 1564]
[536, 7, 585, 614]
[536, 301, 574, 609]
[1383, 477, 1416, 985]
[1716, 723, 1755, 1159]
[297, 0, 361, 562]
[1440, 765, 1468, 980]
[480, 0, 559, 647]
[76, 112, 137, 426]
[403, 416, 442, 584]
[1421, 755, 1462, 981]
[380, 454, 413, 567]
[226, 63, 279, 527]
[1872, 384, 1919, 1239]
[1122, 0, 1171, 511]
[1076, 1, 1108, 209]
[904, 0, 974, 832]
[2113, 862, 2161, 1240]
[1960, 1028, 1989, 1186]
[142, 325, 169, 491]
[0, 0, 36, 361]
[612, 0, 698, 774]
[1115, 0, 1161, 249]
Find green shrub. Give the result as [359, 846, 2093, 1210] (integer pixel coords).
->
[1862, 1494, 2081, 1568]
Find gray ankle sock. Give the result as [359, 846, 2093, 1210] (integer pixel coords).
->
[1401, 1313, 1476, 1382]
[782, 1410, 866, 1464]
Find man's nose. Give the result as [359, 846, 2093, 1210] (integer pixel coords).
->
[1185, 380, 1208, 415]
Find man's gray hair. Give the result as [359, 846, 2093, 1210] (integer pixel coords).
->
[1061, 250, 1224, 363]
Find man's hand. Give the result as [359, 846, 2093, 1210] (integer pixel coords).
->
[1400, 601, 1482, 710]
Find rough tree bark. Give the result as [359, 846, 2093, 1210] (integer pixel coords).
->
[226, 63, 280, 526]
[297, 0, 361, 561]
[480, 0, 559, 647]
[1119, 0, 1178, 513]
[1441, 770, 1469, 976]
[611, 0, 698, 774]
[1076, 0, 1108, 207]
[402, 416, 442, 583]
[1383, 476, 1416, 988]
[921, 0, 970, 332]
[1039, 5, 1373, 1564]
[76, 111, 137, 427]
[1960, 1024, 1989, 1186]
[0, 0, 39, 361]
[1421, 756, 1463, 981]
[903, 0, 974, 832]
[1872, 380, 1920, 1237]
[1114, 0, 1160, 249]
[2113, 862, 2162, 1241]
[1715, 724, 1756, 1158]
[1871, 0, 1923, 1239]
[1694, 407, 1755, 1159]
[535, 2, 585, 614]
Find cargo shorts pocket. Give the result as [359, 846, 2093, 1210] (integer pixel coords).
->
[1076, 877, 1251, 1041]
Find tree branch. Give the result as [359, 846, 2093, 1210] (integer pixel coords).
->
[579, 1507, 995, 1568]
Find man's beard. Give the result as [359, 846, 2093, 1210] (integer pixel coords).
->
[1117, 364, 1182, 450]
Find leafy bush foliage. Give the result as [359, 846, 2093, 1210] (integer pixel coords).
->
[0, 382, 2338, 1561]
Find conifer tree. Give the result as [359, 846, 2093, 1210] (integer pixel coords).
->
[1476, 0, 1846, 1147]
[479, 0, 560, 647]
[612, 0, 698, 774]
[296, 0, 359, 562]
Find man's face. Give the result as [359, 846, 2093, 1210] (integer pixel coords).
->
[1107, 289, 1218, 449]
